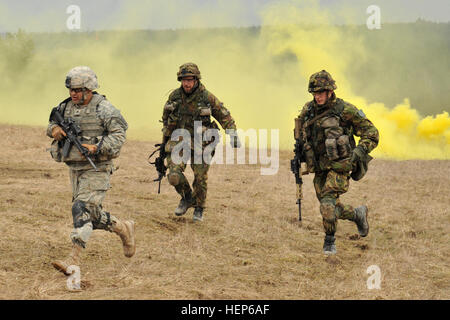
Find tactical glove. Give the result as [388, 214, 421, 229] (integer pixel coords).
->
[51, 126, 66, 141]
[351, 145, 366, 164]
[81, 144, 98, 155]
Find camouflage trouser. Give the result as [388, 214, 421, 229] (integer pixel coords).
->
[69, 166, 118, 248]
[166, 153, 210, 208]
[313, 170, 356, 235]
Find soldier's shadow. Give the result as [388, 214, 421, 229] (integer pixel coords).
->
[169, 215, 197, 225]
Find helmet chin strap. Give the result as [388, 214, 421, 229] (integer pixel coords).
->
[78, 88, 89, 105]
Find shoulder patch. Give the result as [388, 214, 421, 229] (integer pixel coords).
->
[357, 109, 367, 118]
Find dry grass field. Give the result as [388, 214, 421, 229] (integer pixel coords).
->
[0, 123, 448, 300]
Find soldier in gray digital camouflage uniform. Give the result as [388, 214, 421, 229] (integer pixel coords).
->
[47, 66, 135, 275]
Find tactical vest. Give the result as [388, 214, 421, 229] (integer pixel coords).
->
[164, 88, 219, 132]
[54, 95, 109, 163]
[303, 98, 356, 172]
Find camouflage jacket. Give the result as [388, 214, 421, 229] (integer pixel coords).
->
[297, 93, 379, 172]
[162, 82, 236, 140]
[47, 93, 128, 170]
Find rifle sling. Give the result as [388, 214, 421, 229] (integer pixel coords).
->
[304, 108, 333, 128]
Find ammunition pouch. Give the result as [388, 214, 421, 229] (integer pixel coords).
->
[304, 143, 316, 173]
[199, 107, 211, 117]
[325, 138, 339, 161]
[337, 135, 351, 159]
[320, 115, 354, 170]
[50, 140, 62, 162]
[50, 136, 110, 164]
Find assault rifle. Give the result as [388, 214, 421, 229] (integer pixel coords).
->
[290, 118, 306, 221]
[50, 107, 98, 171]
[148, 143, 167, 194]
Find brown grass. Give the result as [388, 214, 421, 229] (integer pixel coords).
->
[0, 123, 448, 300]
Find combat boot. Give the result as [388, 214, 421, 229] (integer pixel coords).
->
[323, 234, 337, 255]
[52, 243, 83, 275]
[175, 192, 194, 216]
[193, 207, 204, 222]
[353, 205, 369, 237]
[112, 220, 136, 258]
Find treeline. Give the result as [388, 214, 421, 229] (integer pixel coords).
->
[1, 21, 449, 115]
[0, 29, 35, 80]
[343, 21, 450, 115]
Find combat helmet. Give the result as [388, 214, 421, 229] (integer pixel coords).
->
[308, 70, 337, 93]
[177, 63, 201, 81]
[65, 66, 98, 90]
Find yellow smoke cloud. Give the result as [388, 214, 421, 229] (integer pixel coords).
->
[0, 0, 448, 160]
[259, 0, 450, 159]
[418, 112, 450, 140]
[358, 99, 450, 159]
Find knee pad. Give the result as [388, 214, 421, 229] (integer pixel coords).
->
[72, 200, 91, 228]
[168, 172, 181, 186]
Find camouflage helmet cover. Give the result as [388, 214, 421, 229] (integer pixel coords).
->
[65, 66, 98, 90]
[177, 63, 201, 81]
[308, 70, 337, 93]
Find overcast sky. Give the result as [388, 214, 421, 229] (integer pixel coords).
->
[0, 0, 449, 32]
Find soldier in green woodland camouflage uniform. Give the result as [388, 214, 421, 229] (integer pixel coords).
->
[47, 66, 135, 275]
[162, 63, 240, 222]
[296, 70, 379, 255]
